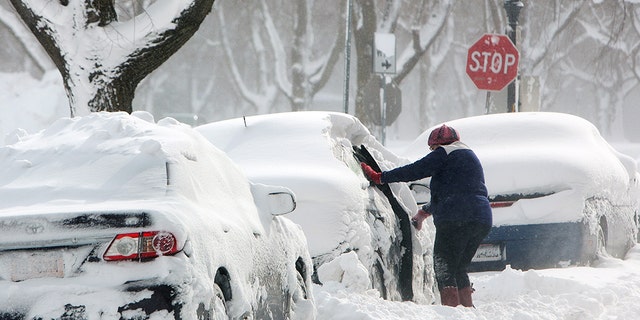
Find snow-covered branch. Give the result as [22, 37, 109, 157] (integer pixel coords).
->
[216, 4, 277, 113]
[9, 0, 215, 115]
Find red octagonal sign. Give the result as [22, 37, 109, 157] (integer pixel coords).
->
[466, 34, 519, 91]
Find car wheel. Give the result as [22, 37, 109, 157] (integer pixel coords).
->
[197, 284, 228, 320]
[283, 270, 311, 319]
[594, 218, 608, 262]
[635, 212, 640, 243]
[596, 225, 606, 254]
[291, 272, 308, 301]
[372, 258, 387, 300]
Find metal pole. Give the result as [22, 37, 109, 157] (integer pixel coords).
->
[381, 76, 387, 146]
[485, 91, 491, 114]
[342, 0, 353, 114]
[504, 0, 523, 113]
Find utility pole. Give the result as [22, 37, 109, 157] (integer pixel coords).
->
[342, 0, 353, 114]
[504, 0, 523, 113]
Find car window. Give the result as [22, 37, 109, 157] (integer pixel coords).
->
[330, 139, 365, 178]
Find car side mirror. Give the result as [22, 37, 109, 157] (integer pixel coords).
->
[251, 183, 297, 216]
[266, 191, 297, 216]
[409, 183, 430, 205]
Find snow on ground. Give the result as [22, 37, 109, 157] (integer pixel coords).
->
[2, 72, 640, 319]
[313, 245, 640, 319]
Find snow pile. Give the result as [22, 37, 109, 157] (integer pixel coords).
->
[0, 112, 170, 206]
[313, 245, 640, 319]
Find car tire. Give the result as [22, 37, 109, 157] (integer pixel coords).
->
[372, 258, 387, 300]
[594, 219, 608, 262]
[596, 225, 606, 254]
[635, 212, 640, 243]
[292, 271, 308, 301]
[197, 284, 228, 320]
[283, 271, 310, 318]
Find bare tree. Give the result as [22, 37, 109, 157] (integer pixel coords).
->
[9, 0, 215, 116]
[352, 0, 452, 128]
[285, 0, 345, 111]
[569, 1, 638, 137]
[514, 0, 638, 137]
[216, 2, 278, 115]
[5, 0, 640, 141]
[519, 0, 585, 74]
[216, 0, 345, 114]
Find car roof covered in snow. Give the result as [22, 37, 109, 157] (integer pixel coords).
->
[402, 112, 637, 203]
[0, 112, 263, 232]
[196, 111, 413, 257]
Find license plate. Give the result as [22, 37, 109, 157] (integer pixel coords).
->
[10, 251, 65, 281]
[472, 244, 504, 262]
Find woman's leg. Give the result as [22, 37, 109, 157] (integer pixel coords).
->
[456, 222, 491, 307]
[434, 222, 465, 289]
[433, 222, 468, 306]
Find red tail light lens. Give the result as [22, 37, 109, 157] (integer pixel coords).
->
[103, 231, 178, 261]
[490, 201, 515, 208]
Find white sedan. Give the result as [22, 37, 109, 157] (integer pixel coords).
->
[197, 111, 437, 304]
[0, 111, 315, 319]
[403, 112, 639, 271]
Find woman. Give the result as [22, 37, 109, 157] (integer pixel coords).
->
[361, 124, 492, 307]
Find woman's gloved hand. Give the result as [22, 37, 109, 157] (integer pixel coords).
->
[360, 162, 382, 185]
[411, 209, 431, 230]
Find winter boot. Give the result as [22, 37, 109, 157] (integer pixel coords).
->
[411, 209, 431, 230]
[439, 286, 460, 307]
[458, 286, 475, 308]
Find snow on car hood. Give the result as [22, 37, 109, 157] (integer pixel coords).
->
[402, 112, 638, 223]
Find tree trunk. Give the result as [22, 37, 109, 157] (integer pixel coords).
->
[353, 0, 378, 127]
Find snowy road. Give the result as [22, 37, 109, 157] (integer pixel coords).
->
[313, 244, 640, 319]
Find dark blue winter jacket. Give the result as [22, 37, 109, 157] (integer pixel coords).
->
[381, 141, 492, 228]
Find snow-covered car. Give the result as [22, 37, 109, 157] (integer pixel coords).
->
[196, 111, 436, 303]
[0, 112, 315, 319]
[403, 112, 640, 271]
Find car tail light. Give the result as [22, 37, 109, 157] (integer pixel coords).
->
[490, 201, 515, 208]
[489, 191, 555, 209]
[103, 231, 178, 261]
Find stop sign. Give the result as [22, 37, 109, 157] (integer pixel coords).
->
[466, 34, 519, 91]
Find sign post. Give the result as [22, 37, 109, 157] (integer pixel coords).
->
[372, 33, 398, 145]
[342, 0, 353, 114]
[504, 0, 524, 112]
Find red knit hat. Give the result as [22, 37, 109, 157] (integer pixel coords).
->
[428, 124, 459, 146]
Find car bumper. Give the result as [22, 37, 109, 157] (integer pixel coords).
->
[0, 281, 181, 320]
[0, 254, 199, 319]
[469, 221, 594, 272]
